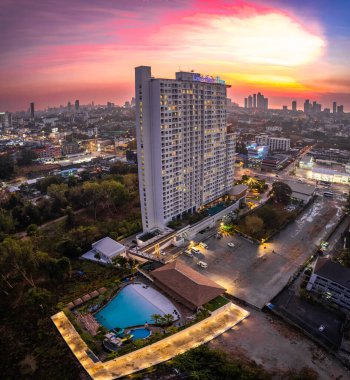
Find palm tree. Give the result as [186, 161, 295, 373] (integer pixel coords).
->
[151, 313, 161, 324]
[164, 313, 175, 325]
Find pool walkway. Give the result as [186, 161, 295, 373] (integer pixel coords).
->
[51, 302, 249, 379]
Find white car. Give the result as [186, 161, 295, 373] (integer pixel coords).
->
[227, 242, 235, 248]
[199, 242, 208, 249]
[318, 324, 325, 332]
[160, 250, 166, 256]
[184, 250, 193, 257]
[197, 261, 208, 268]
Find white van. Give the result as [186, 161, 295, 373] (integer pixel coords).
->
[197, 261, 208, 269]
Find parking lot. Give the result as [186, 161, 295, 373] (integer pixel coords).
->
[178, 195, 345, 309]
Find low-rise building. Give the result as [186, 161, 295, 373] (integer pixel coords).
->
[33, 145, 62, 160]
[151, 260, 226, 310]
[261, 154, 289, 171]
[311, 167, 350, 184]
[81, 236, 126, 264]
[299, 155, 314, 170]
[307, 258, 350, 311]
[284, 180, 316, 204]
[256, 134, 290, 152]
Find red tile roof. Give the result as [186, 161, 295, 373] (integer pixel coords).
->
[151, 260, 225, 308]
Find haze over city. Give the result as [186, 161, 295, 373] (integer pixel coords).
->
[1, 0, 350, 111]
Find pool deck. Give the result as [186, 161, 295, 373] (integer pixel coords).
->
[51, 302, 249, 379]
[131, 283, 180, 317]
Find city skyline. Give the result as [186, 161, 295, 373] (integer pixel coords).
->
[1, 0, 350, 111]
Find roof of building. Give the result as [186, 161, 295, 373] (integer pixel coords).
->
[91, 237, 125, 257]
[314, 258, 350, 289]
[285, 180, 316, 196]
[300, 155, 313, 164]
[312, 167, 336, 175]
[231, 184, 249, 196]
[151, 260, 225, 308]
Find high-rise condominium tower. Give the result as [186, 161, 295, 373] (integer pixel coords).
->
[135, 66, 235, 231]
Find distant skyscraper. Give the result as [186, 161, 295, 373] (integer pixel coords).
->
[304, 99, 310, 114]
[244, 98, 248, 108]
[283, 105, 288, 111]
[247, 95, 253, 108]
[292, 101, 297, 111]
[333, 101, 337, 114]
[337, 105, 344, 114]
[30, 102, 35, 120]
[75, 99, 79, 110]
[67, 101, 71, 110]
[253, 94, 257, 108]
[264, 97, 268, 110]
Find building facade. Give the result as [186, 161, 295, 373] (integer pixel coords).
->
[307, 258, 350, 311]
[256, 134, 290, 152]
[135, 66, 235, 231]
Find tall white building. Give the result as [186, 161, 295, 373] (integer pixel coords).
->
[256, 134, 290, 152]
[135, 66, 235, 231]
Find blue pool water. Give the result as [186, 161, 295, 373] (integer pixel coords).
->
[95, 285, 164, 330]
[130, 328, 151, 340]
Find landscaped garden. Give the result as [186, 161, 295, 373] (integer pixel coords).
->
[232, 201, 299, 241]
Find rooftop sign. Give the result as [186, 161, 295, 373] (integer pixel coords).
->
[193, 74, 226, 85]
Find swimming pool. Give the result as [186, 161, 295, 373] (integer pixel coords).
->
[130, 328, 151, 340]
[95, 285, 166, 330]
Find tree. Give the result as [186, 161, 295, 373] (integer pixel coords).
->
[0, 238, 39, 287]
[23, 287, 53, 310]
[26, 224, 39, 237]
[272, 181, 292, 204]
[0, 154, 14, 179]
[245, 215, 264, 235]
[256, 205, 279, 228]
[0, 209, 16, 237]
[82, 181, 103, 220]
[17, 149, 38, 166]
[64, 207, 75, 230]
[47, 183, 68, 211]
[163, 313, 175, 325]
[36, 176, 63, 194]
[151, 314, 161, 324]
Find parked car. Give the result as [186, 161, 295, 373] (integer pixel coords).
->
[197, 261, 208, 268]
[184, 250, 193, 257]
[160, 250, 166, 256]
[227, 242, 235, 248]
[199, 242, 208, 249]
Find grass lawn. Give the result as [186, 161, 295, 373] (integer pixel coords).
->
[205, 296, 230, 312]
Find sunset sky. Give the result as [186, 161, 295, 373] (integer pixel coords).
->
[1, 0, 349, 111]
